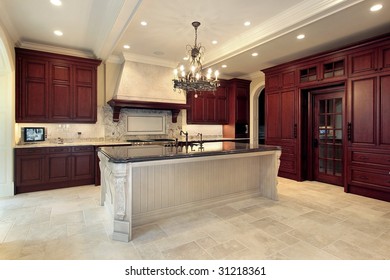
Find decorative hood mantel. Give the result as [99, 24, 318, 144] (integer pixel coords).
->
[110, 55, 188, 122]
[107, 99, 189, 123]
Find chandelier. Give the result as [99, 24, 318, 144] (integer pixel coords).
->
[173, 21, 220, 93]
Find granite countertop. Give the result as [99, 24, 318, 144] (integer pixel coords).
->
[14, 140, 131, 148]
[98, 142, 281, 163]
[13, 137, 250, 148]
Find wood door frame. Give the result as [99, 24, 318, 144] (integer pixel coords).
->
[304, 85, 346, 184]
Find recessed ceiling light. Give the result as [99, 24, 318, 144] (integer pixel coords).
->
[221, 65, 227, 68]
[123, 45, 130, 49]
[153, 51, 164, 56]
[50, 0, 62, 6]
[370, 4, 383, 12]
[244, 21, 251, 26]
[54, 30, 63, 36]
[297, 34, 305, 40]
[212, 40, 218, 45]
[252, 52, 258, 57]
[140, 21, 147, 26]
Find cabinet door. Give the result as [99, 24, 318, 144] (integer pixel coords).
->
[204, 92, 216, 122]
[215, 84, 228, 123]
[281, 90, 296, 140]
[73, 66, 97, 122]
[72, 147, 94, 181]
[349, 77, 377, 146]
[378, 44, 390, 72]
[379, 74, 390, 146]
[15, 155, 45, 186]
[235, 87, 249, 124]
[266, 70, 295, 91]
[50, 62, 72, 121]
[348, 49, 377, 77]
[266, 73, 281, 92]
[186, 92, 205, 123]
[266, 92, 281, 139]
[18, 59, 49, 121]
[47, 153, 71, 182]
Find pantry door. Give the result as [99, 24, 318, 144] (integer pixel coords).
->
[313, 90, 344, 186]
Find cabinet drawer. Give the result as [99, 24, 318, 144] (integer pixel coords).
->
[48, 147, 71, 153]
[72, 146, 94, 152]
[351, 168, 390, 188]
[351, 151, 390, 166]
[15, 148, 46, 155]
[280, 145, 296, 155]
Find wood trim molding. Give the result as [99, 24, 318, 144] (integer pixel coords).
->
[107, 98, 190, 123]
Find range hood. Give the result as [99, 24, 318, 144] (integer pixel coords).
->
[107, 98, 189, 123]
[108, 57, 188, 123]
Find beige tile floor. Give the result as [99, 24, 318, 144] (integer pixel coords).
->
[0, 177, 389, 260]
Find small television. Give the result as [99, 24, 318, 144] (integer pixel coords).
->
[22, 127, 46, 143]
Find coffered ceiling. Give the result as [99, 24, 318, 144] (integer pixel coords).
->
[0, 0, 389, 78]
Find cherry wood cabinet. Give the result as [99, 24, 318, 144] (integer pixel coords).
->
[348, 42, 390, 77]
[186, 80, 229, 124]
[264, 67, 298, 179]
[15, 48, 101, 123]
[263, 33, 390, 201]
[14, 145, 95, 194]
[298, 56, 346, 85]
[223, 78, 251, 139]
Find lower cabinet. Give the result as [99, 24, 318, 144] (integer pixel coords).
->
[14, 145, 95, 194]
[347, 149, 390, 201]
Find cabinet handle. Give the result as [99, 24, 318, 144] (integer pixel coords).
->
[294, 124, 297, 138]
[347, 122, 352, 141]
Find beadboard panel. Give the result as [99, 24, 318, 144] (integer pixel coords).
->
[131, 154, 275, 215]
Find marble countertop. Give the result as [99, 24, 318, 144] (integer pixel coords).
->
[98, 142, 280, 163]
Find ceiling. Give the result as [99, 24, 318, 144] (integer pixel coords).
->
[0, 0, 389, 78]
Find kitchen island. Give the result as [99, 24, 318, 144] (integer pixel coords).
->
[98, 142, 281, 242]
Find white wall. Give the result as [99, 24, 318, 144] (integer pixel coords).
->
[0, 22, 15, 197]
[248, 72, 265, 144]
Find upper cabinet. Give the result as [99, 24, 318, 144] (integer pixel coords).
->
[265, 69, 295, 92]
[186, 80, 228, 125]
[348, 40, 390, 77]
[298, 56, 346, 85]
[15, 48, 101, 123]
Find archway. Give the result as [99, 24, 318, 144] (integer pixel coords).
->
[249, 83, 265, 145]
[0, 28, 14, 197]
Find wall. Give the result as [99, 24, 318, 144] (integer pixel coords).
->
[0, 21, 15, 197]
[248, 72, 265, 144]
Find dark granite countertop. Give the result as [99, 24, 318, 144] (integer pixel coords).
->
[98, 142, 281, 163]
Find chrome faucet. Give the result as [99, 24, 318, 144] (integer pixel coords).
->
[197, 133, 204, 151]
[197, 133, 203, 144]
[180, 130, 188, 147]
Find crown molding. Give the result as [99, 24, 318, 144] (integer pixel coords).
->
[17, 41, 97, 59]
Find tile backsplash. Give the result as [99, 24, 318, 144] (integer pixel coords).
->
[15, 105, 223, 144]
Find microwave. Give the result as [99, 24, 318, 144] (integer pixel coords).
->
[22, 127, 46, 143]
